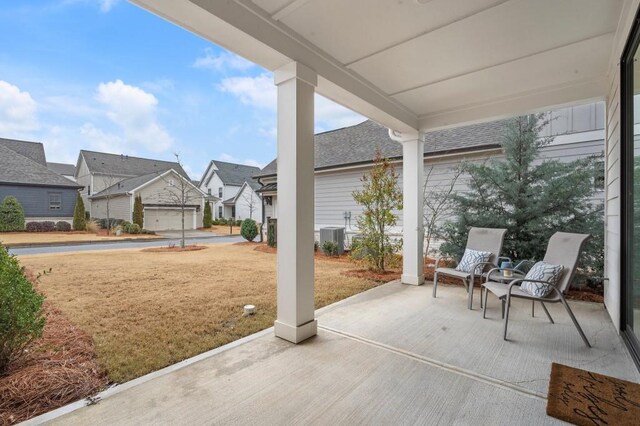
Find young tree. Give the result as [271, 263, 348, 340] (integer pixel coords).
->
[240, 186, 258, 220]
[0, 196, 25, 232]
[133, 195, 144, 228]
[158, 154, 203, 248]
[73, 193, 86, 231]
[423, 163, 464, 256]
[352, 151, 403, 271]
[439, 114, 604, 279]
[203, 201, 213, 228]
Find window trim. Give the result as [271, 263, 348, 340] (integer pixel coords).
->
[48, 192, 62, 211]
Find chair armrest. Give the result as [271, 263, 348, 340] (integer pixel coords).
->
[507, 278, 559, 297]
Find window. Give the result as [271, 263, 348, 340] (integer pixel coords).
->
[87, 185, 91, 195]
[218, 206, 223, 218]
[49, 193, 62, 210]
[231, 206, 236, 218]
[208, 188, 212, 195]
[168, 179, 175, 186]
[218, 187, 223, 198]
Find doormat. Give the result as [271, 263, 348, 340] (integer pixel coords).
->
[547, 362, 640, 425]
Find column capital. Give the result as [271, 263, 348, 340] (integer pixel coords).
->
[274, 61, 317, 87]
[388, 128, 421, 143]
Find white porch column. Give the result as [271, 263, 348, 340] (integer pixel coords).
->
[273, 62, 317, 343]
[390, 130, 425, 285]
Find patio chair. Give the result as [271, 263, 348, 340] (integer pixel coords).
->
[482, 232, 591, 347]
[433, 227, 507, 310]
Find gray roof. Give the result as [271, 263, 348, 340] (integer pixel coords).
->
[90, 172, 160, 198]
[208, 161, 261, 186]
[79, 150, 189, 179]
[47, 162, 76, 176]
[0, 143, 81, 188]
[0, 138, 47, 166]
[254, 119, 505, 178]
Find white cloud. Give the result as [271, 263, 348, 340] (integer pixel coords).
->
[219, 153, 264, 169]
[0, 80, 39, 134]
[96, 79, 173, 153]
[217, 73, 365, 132]
[98, 0, 120, 13]
[193, 48, 254, 72]
[80, 122, 125, 152]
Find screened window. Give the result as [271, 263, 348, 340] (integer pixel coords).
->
[218, 187, 223, 198]
[49, 193, 62, 210]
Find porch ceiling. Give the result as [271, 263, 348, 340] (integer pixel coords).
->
[132, 0, 632, 131]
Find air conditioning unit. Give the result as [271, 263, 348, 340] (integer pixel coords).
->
[320, 227, 345, 254]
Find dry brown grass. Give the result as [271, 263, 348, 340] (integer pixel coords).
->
[18, 244, 381, 384]
[0, 232, 160, 246]
[200, 225, 241, 236]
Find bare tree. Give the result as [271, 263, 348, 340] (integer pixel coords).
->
[423, 163, 464, 256]
[240, 185, 259, 220]
[157, 154, 203, 248]
[100, 173, 123, 236]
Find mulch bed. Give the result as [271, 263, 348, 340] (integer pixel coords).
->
[0, 302, 107, 425]
[141, 245, 207, 253]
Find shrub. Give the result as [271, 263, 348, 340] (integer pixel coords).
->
[203, 202, 212, 228]
[267, 220, 277, 247]
[322, 241, 339, 256]
[236, 219, 243, 227]
[0, 196, 25, 232]
[55, 221, 71, 232]
[95, 218, 125, 229]
[25, 221, 56, 232]
[73, 193, 86, 231]
[0, 245, 46, 373]
[86, 220, 99, 233]
[128, 224, 141, 234]
[240, 219, 258, 242]
[133, 195, 144, 228]
[314, 241, 319, 252]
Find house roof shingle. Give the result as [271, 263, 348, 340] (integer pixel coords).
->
[0, 138, 47, 166]
[254, 119, 505, 178]
[0, 144, 81, 188]
[79, 150, 189, 179]
[209, 161, 261, 186]
[47, 162, 76, 176]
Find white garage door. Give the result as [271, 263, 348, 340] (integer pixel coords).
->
[144, 208, 195, 231]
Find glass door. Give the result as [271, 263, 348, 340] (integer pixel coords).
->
[623, 8, 640, 365]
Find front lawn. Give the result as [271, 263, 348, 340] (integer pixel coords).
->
[0, 231, 161, 246]
[18, 243, 382, 383]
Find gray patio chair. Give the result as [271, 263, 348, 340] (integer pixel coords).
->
[481, 232, 591, 347]
[433, 227, 507, 310]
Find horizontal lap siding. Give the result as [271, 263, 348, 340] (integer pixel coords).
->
[605, 73, 621, 331]
[0, 185, 77, 218]
[90, 195, 131, 221]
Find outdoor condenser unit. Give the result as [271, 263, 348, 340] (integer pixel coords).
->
[319, 227, 345, 254]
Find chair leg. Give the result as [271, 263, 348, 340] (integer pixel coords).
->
[540, 302, 554, 324]
[501, 299, 505, 319]
[558, 294, 591, 348]
[503, 294, 512, 341]
[467, 279, 474, 310]
[432, 272, 438, 298]
[482, 287, 488, 319]
[532, 300, 535, 317]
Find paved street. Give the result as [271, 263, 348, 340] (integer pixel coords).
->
[10, 235, 244, 255]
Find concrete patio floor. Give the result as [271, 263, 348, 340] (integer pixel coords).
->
[32, 281, 640, 425]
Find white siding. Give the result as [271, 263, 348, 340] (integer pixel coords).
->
[234, 185, 263, 221]
[605, 73, 621, 331]
[90, 195, 131, 222]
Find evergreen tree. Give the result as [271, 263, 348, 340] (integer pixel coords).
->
[133, 195, 144, 228]
[203, 201, 212, 228]
[72, 193, 86, 231]
[439, 114, 604, 281]
[0, 196, 25, 232]
[352, 151, 403, 271]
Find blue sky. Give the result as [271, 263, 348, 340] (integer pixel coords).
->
[0, 0, 364, 179]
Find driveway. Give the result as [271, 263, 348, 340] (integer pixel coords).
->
[155, 230, 217, 239]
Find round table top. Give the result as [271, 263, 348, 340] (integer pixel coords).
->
[486, 270, 525, 282]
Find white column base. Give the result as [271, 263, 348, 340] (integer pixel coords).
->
[401, 274, 425, 286]
[274, 319, 318, 344]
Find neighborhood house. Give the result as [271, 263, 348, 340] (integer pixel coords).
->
[0, 138, 82, 224]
